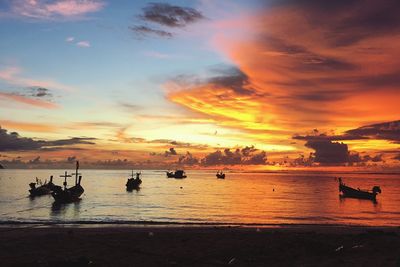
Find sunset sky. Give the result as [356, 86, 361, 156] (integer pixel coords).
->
[0, 0, 399, 169]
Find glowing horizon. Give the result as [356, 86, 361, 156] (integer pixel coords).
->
[0, 0, 399, 170]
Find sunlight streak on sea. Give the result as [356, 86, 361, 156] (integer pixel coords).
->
[0, 170, 399, 226]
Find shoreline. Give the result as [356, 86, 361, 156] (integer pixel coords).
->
[1, 225, 400, 266]
[1, 221, 400, 230]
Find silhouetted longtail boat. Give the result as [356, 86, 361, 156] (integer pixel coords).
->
[29, 176, 61, 197]
[216, 171, 225, 179]
[338, 177, 381, 201]
[126, 170, 142, 191]
[52, 161, 84, 203]
[166, 170, 187, 179]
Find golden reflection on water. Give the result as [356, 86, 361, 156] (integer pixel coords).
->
[0, 169, 399, 226]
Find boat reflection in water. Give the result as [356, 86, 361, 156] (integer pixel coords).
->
[338, 177, 381, 202]
[52, 161, 84, 204]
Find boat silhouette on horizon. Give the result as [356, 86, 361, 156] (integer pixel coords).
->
[29, 176, 61, 197]
[166, 170, 187, 179]
[126, 170, 142, 191]
[216, 171, 225, 179]
[51, 161, 84, 203]
[338, 177, 381, 201]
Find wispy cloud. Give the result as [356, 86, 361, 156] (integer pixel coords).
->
[65, 36, 91, 48]
[76, 40, 90, 47]
[3, 0, 105, 21]
[143, 51, 171, 59]
[0, 92, 59, 109]
[65, 36, 75, 42]
[0, 120, 58, 133]
[129, 25, 173, 38]
[0, 65, 74, 91]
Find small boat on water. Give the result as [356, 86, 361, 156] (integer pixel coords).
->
[126, 171, 142, 191]
[216, 171, 225, 179]
[29, 176, 61, 197]
[166, 170, 187, 179]
[338, 177, 381, 201]
[51, 161, 84, 203]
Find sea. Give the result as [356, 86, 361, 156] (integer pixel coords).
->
[0, 169, 399, 226]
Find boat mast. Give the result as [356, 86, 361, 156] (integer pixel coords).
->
[60, 171, 72, 189]
[73, 161, 81, 186]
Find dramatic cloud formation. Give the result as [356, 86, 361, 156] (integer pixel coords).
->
[294, 120, 400, 143]
[305, 140, 349, 164]
[168, 0, 400, 136]
[167, 65, 276, 134]
[293, 120, 400, 165]
[0, 127, 95, 151]
[346, 120, 400, 142]
[201, 146, 267, 166]
[3, 0, 105, 20]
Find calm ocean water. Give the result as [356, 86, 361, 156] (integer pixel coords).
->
[0, 169, 399, 226]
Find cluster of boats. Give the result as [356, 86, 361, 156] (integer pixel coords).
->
[28, 163, 228, 202]
[28, 163, 382, 204]
[29, 161, 84, 203]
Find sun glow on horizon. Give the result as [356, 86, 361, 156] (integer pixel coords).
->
[0, 0, 399, 170]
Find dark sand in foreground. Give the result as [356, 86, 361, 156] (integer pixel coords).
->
[1, 225, 400, 266]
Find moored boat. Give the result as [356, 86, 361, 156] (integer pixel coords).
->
[126, 171, 142, 191]
[338, 177, 381, 201]
[216, 171, 225, 179]
[51, 161, 84, 203]
[29, 176, 61, 197]
[166, 170, 187, 179]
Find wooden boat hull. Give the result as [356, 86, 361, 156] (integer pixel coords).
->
[29, 183, 61, 197]
[216, 174, 225, 179]
[52, 185, 84, 203]
[126, 179, 142, 191]
[166, 171, 186, 179]
[29, 186, 51, 197]
[339, 184, 377, 200]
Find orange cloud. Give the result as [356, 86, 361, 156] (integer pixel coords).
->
[0, 120, 57, 133]
[0, 92, 59, 109]
[0, 66, 74, 91]
[168, 1, 400, 140]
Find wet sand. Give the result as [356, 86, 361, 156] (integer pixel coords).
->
[1, 225, 400, 267]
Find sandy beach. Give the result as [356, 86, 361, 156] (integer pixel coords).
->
[1, 225, 400, 267]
